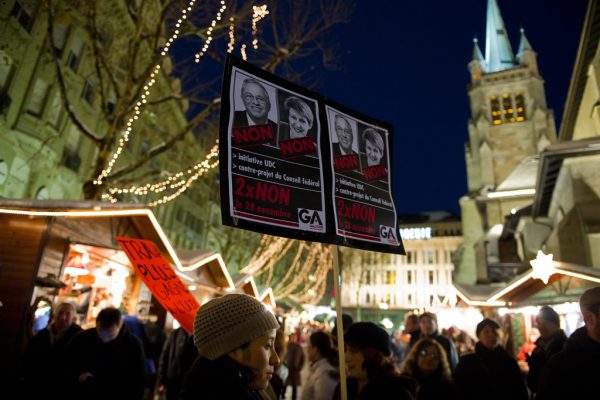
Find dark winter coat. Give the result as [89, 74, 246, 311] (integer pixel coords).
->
[333, 375, 417, 400]
[157, 327, 198, 400]
[66, 326, 146, 400]
[284, 342, 305, 386]
[454, 342, 528, 400]
[525, 329, 567, 394]
[21, 323, 82, 399]
[402, 372, 460, 400]
[179, 355, 266, 400]
[536, 326, 600, 400]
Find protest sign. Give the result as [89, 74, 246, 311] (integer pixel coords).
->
[220, 56, 404, 254]
[116, 237, 199, 333]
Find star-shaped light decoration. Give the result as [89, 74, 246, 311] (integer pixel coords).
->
[530, 250, 556, 284]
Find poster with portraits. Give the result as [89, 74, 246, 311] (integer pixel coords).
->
[220, 61, 327, 242]
[326, 105, 399, 247]
[220, 55, 404, 254]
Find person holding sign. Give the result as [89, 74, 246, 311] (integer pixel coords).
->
[363, 128, 385, 167]
[179, 294, 280, 399]
[234, 78, 277, 128]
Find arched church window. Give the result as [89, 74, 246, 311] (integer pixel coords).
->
[502, 93, 515, 123]
[515, 93, 526, 121]
[490, 96, 502, 125]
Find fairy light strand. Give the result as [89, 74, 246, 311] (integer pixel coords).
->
[195, 1, 228, 62]
[227, 16, 235, 53]
[251, 5, 269, 50]
[94, 0, 197, 185]
[102, 142, 219, 206]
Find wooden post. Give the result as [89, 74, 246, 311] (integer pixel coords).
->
[332, 245, 347, 400]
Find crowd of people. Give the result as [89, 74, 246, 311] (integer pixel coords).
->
[19, 286, 600, 399]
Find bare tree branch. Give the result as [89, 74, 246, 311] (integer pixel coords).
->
[45, 0, 103, 145]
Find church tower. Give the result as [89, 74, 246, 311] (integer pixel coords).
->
[455, 0, 557, 285]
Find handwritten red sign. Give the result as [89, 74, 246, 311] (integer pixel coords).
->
[116, 237, 199, 333]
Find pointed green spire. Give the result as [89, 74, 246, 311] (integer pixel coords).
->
[472, 37, 485, 61]
[518, 27, 534, 54]
[485, 0, 515, 72]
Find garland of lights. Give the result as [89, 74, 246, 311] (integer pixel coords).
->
[243, 237, 333, 305]
[195, 1, 227, 63]
[102, 2, 272, 206]
[94, 0, 199, 186]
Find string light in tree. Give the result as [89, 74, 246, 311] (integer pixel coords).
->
[103, 142, 219, 206]
[227, 16, 235, 53]
[195, 1, 228, 63]
[251, 4, 269, 50]
[242, 236, 332, 305]
[93, 0, 197, 185]
[240, 43, 247, 60]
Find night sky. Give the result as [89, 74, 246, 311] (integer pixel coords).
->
[319, 0, 588, 214]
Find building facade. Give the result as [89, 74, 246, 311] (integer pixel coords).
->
[456, 0, 557, 286]
[341, 212, 462, 326]
[0, 0, 220, 251]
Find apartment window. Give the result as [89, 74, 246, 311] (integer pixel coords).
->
[407, 251, 414, 264]
[66, 36, 84, 72]
[515, 93, 526, 121]
[365, 270, 371, 285]
[426, 249, 435, 264]
[47, 92, 63, 128]
[365, 293, 371, 304]
[26, 79, 49, 116]
[81, 79, 95, 106]
[386, 270, 396, 285]
[428, 271, 435, 284]
[11, 0, 35, 32]
[407, 270, 412, 285]
[490, 96, 502, 125]
[0, 160, 8, 185]
[35, 186, 49, 200]
[408, 294, 413, 304]
[53, 24, 69, 56]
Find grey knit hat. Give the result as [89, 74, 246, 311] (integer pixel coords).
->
[193, 294, 279, 360]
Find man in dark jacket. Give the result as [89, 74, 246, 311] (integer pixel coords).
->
[416, 312, 458, 370]
[157, 327, 198, 400]
[525, 306, 567, 396]
[454, 318, 528, 400]
[67, 307, 146, 400]
[21, 302, 82, 399]
[536, 287, 600, 400]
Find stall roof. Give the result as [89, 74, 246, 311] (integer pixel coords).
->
[0, 199, 240, 292]
[486, 261, 600, 303]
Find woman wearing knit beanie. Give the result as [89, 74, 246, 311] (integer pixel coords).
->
[333, 322, 417, 399]
[179, 294, 280, 399]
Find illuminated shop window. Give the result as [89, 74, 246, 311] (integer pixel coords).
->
[386, 270, 396, 285]
[515, 93, 526, 121]
[502, 93, 515, 123]
[490, 96, 502, 125]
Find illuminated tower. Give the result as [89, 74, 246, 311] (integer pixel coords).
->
[456, 0, 557, 285]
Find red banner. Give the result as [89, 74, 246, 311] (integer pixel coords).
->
[116, 237, 199, 333]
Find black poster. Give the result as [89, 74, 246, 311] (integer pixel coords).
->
[220, 56, 404, 254]
[326, 105, 400, 248]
